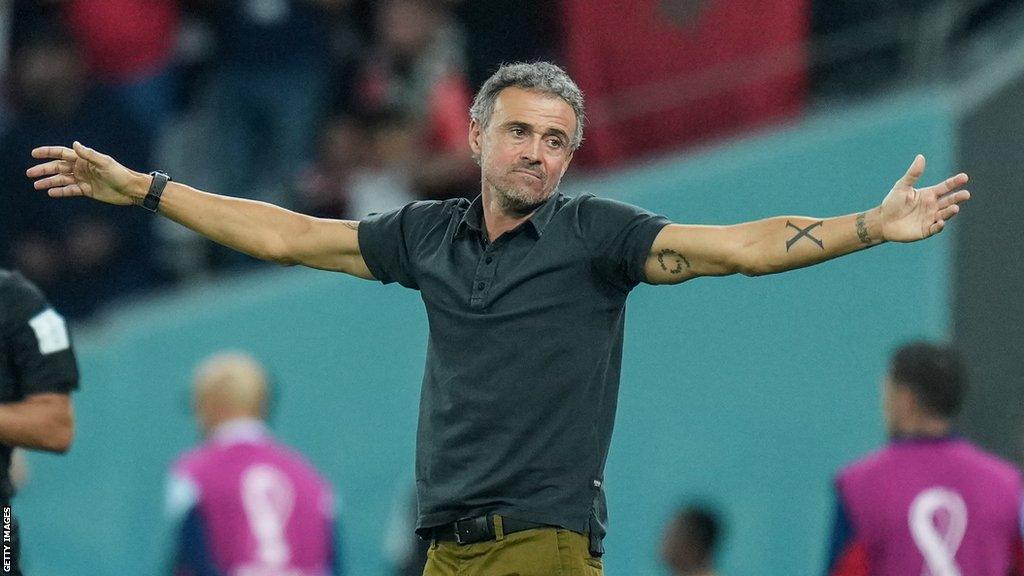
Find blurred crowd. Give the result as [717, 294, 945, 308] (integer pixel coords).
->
[0, 0, 557, 318]
[0, 0, 1019, 320]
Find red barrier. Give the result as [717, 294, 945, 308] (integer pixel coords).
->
[562, 0, 809, 167]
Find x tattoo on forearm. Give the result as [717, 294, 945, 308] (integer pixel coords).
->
[785, 220, 824, 251]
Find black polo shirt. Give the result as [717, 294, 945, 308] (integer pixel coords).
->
[359, 192, 670, 541]
[0, 270, 79, 501]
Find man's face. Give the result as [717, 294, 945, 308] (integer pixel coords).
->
[470, 87, 576, 213]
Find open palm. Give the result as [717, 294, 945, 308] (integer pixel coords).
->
[26, 142, 142, 206]
[880, 155, 971, 243]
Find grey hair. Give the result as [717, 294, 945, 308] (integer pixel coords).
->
[470, 61, 586, 150]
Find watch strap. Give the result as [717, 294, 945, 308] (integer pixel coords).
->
[141, 171, 171, 212]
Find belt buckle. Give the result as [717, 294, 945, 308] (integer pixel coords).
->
[453, 518, 470, 544]
[453, 516, 485, 545]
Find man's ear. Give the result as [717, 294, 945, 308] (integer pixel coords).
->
[560, 150, 574, 177]
[469, 118, 482, 159]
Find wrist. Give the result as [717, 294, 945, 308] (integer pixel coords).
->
[126, 171, 152, 206]
[867, 205, 887, 244]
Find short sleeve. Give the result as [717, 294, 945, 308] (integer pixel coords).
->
[576, 195, 671, 291]
[358, 200, 456, 290]
[164, 470, 200, 522]
[2, 274, 79, 396]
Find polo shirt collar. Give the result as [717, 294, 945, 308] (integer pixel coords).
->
[455, 192, 562, 240]
[210, 417, 270, 445]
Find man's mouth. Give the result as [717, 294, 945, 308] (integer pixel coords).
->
[512, 169, 543, 181]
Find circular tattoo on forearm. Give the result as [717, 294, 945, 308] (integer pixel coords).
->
[657, 249, 691, 274]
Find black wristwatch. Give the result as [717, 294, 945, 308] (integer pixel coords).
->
[141, 171, 171, 212]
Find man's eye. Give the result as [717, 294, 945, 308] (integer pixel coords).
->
[548, 139, 563, 148]
[511, 128, 525, 136]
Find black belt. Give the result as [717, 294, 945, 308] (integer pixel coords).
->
[429, 514, 549, 545]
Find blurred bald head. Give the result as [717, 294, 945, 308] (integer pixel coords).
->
[192, 351, 270, 436]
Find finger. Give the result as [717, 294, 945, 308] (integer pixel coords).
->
[928, 219, 945, 236]
[900, 154, 926, 186]
[936, 204, 960, 221]
[940, 172, 969, 193]
[34, 174, 77, 190]
[31, 146, 78, 162]
[72, 141, 109, 166]
[937, 190, 970, 209]
[47, 184, 86, 198]
[26, 159, 73, 178]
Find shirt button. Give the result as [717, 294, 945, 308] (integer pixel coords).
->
[476, 282, 486, 290]
[485, 256, 493, 264]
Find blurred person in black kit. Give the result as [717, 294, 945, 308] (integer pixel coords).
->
[198, 0, 348, 207]
[0, 25, 160, 319]
[0, 269, 79, 576]
[661, 505, 723, 576]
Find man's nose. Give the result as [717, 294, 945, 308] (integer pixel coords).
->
[521, 137, 543, 163]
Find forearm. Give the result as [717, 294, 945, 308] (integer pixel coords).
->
[124, 172, 321, 264]
[0, 395, 74, 453]
[737, 207, 885, 276]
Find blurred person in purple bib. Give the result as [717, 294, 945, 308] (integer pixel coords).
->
[166, 351, 340, 576]
[827, 342, 1024, 576]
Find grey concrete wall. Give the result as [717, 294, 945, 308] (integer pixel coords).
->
[954, 73, 1024, 464]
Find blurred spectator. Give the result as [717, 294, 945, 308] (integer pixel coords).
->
[827, 342, 1024, 576]
[349, 0, 476, 200]
[661, 504, 723, 576]
[0, 25, 160, 319]
[295, 115, 364, 219]
[166, 351, 341, 575]
[3, 2, 61, 133]
[5, 1, 62, 56]
[347, 110, 419, 217]
[200, 0, 347, 206]
[61, 0, 182, 138]
[297, 109, 419, 220]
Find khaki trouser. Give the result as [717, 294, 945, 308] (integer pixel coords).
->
[423, 524, 604, 576]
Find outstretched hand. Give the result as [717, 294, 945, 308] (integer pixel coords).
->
[26, 142, 144, 206]
[879, 155, 971, 242]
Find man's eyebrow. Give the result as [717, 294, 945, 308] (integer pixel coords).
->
[499, 121, 568, 142]
[544, 128, 569, 142]
[500, 120, 533, 130]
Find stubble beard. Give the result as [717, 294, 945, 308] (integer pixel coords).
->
[485, 172, 556, 216]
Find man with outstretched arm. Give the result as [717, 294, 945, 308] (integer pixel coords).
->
[27, 62, 969, 576]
